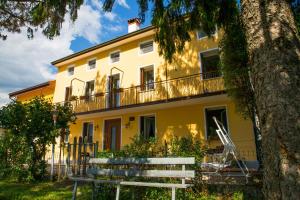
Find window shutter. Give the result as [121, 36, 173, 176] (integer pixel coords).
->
[65, 87, 70, 101]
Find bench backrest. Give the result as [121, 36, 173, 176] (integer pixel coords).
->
[87, 157, 195, 181]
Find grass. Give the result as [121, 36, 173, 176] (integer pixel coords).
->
[0, 179, 92, 200]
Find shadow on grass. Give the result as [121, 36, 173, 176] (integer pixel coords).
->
[0, 179, 91, 200]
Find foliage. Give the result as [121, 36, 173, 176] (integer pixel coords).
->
[0, 0, 84, 40]
[96, 134, 208, 199]
[168, 136, 205, 163]
[292, 0, 300, 33]
[219, 8, 256, 120]
[0, 97, 76, 181]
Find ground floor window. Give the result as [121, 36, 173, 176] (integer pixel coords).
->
[140, 115, 155, 139]
[82, 122, 93, 143]
[205, 107, 228, 139]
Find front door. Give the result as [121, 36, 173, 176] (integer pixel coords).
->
[104, 118, 121, 151]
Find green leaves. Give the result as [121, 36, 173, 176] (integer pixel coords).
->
[0, 0, 84, 40]
[0, 97, 76, 181]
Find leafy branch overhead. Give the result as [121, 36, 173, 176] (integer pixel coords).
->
[0, 0, 84, 40]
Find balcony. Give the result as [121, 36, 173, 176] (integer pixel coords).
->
[65, 72, 225, 114]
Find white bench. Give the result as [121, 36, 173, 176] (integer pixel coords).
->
[69, 157, 195, 200]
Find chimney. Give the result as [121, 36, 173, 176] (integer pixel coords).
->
[128, 18, 141, 33]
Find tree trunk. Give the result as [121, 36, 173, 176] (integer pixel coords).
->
[240, 0, 300, 199]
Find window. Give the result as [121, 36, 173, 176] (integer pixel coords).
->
[140, 115, 155, 139]
[200, 49, 221, 79]
[88, 59, 96, 70]
[110, 51, 120, 63]
[140, 41, 153, 54]
[64, 86, 72, 101]
[85, 80, 95, 98]
[197, 26, 217, 39]
[68, 66, 74, 76]
[82, 122, 93, 143]
[205, 107, 228, 140]
[140, 65, 154, 90]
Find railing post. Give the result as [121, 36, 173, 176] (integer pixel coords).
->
[77, 137, 82, 176]
[66, 143, 71, 176]
[94, 141, 99, 158]
[83, 137, 87, 176]
[135, 86, 138, 104]
[72, 137, 77, 175]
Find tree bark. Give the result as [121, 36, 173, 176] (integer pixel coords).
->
[240, 0, 300, 199]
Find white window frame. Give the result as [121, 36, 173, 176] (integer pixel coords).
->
[199, 48, 220, 80]
[196, 25, 218, 40]
[203, 105, 230, 140]
[85, 79, 95, 97]
[87, 58, 97, 71]
[67, 65, 75, 76]
[139, 40, 154, 55]
[138, 113, 157, 139]
[138, 64, 155, 90]
[81, 121, 94, 143]
[109, 50, 120, 64]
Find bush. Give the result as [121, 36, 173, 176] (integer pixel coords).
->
[96, 134, 208, 199]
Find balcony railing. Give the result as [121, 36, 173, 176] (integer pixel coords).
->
[64, 71, 225, 114]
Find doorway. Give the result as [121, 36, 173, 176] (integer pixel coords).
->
[103, 118, 121, 151]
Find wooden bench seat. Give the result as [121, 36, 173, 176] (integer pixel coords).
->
[70, 157, 195, 200]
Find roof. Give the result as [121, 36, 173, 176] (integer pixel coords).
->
[9, 80, 55, 98]
[51, 25, 155, 66]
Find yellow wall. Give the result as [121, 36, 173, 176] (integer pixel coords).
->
[15, 81, 55, 103]
[52, 28, 257, 161]
[68, 98, 257, 161]
[53, 31, 220, 103]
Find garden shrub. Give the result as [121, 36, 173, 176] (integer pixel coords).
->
[0, 97, 76, 181]
[96, 134, 208, 199]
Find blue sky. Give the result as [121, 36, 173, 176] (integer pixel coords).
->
[0, 0, 153, 106]
[71, 1, 152, 53]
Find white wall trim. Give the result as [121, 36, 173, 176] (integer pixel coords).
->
[108, 50, 121, 64]
[203, 104, 230, 140]
[138, 113, 157, 139]
[138, 39, 154, 56]
[86, 57, 97, 71]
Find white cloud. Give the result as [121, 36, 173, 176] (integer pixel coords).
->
[0, 3, 103, 107]
[116, 0, 130, 9]
[104, 12, 117, 21]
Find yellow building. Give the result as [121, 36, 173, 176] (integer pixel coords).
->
[50, 19, 257, 161]
[9, 80, 56, 102]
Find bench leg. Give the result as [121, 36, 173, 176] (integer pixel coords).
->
[171, 187, 176, 200]
[116, 184, 120, 200]
[72, 181, 78, 200]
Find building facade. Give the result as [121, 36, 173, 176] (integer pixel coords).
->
[50, 20, 257, 161]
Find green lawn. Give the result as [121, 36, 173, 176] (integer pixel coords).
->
[0, 179, 91, 200]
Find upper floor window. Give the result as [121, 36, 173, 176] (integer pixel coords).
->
[110, 51, 120, 63]
[140, 65, 154, 91]
[140, 41, 153, 54]
[205, 107, 228, 140]
[67, 66, 74, 76]
[85, 80, 95, 97]
[200, 49, 221, 79]
[88, 59, 96, 70]
[197, 26, 217, 40]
